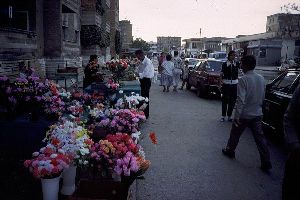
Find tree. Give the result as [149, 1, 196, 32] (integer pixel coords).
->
[281, 3, 300, 13]
[130, 38, 150, 51]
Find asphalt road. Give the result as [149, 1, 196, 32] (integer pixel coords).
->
[136, 82, 286, 200]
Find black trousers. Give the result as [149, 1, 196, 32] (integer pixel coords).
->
[140, 78, 151, 118]
[282, 149, 300, 200]
[226, 116, 271, 165]
[222, 84, 237, 117]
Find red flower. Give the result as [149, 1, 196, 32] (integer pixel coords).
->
[51, 138, 60, 146]
[149, 132, 157, 144]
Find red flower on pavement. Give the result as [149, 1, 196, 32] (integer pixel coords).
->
[149, 132, 157, 144]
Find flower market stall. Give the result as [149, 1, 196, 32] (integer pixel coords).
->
[0, 59, 154, 200]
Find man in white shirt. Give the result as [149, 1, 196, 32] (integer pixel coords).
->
[135, 49, 154, 118]
[222, 55, 271, 172]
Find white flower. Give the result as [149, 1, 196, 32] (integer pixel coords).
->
[83, 161, 89, 165]
[50, 154, 58, 158]
[119, 90, 123, 94]
[32, 152, 39, 157]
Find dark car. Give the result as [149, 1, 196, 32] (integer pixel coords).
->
[186, 59, 223, 97]
[262, 69, 300, 136]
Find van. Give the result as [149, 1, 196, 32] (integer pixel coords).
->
[209, 51, 227, 61]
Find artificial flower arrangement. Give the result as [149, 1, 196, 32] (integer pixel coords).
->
[90, 133, 143, 178]
[115, 92, 149, 110]
[106, 59, 129, 81]
[1, 76, 50, 115]
[98, 109, 146, 135]
[67, 100, 84, 117]
[106, 79, 120, 92]
[44, 120, 93, 166]
[43, 95, 65, 120]
[24, 144, 71, 179]
[88, 103, 105, 120]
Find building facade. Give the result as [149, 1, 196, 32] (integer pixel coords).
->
[221, 13, 300, 66]
[157, 36, 181, 52]
[0, 0, 120, 80]
[183, 37, 228, 57]
[119, 20, 133, 52]
[266, 13, 300, 38]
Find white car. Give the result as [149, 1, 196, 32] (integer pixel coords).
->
[184, 58, 202, 70]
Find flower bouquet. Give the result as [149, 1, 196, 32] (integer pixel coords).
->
[97, 108, 146, 135]
[24, 144, 71, 179]
[106, 59, 129, 81]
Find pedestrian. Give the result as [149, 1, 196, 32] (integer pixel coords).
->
[83, 55, 99, 89]
[282, 84, 300, 200]
[222, 55, 272, 172]
[158, 52, 166, 86]
[180, 59, 189, 90]
[220, 50, 240, 122]
[161, 54, 174, 92]
[135, 49, 154, 119]
[172, 51, 183, 92]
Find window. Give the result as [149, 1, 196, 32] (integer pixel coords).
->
[192, 43, 197, 48]
[206, 61, 222, 72]
[0, 0, 36, 32]
[259, 48, 266, 58]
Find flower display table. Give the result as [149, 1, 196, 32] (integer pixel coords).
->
[118, 80, 141, 95]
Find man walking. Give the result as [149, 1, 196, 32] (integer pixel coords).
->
[222, 55, 272, 172]
[135, 49, 154, 119]
[282, 85, 300, 200]
[220, 51, 240, 122]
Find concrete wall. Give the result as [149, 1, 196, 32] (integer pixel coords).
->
[281, 40, 296, 60]
[44, 0, 63, 57]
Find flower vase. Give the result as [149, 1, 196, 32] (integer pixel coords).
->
[41, 176, 61, 200]
[61, 165, 77, 195]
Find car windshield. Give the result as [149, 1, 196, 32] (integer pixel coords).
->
[274, 72, 299, 93]
[206, 61, 222, 72]
[188, 59, 199, 65]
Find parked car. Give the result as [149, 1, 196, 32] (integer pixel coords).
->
[186, 59, 223, 97]
[262, 68, 300, 136]
[184, 58, 202, 70]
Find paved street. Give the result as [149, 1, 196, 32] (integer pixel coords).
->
[136, 82, 286, 200]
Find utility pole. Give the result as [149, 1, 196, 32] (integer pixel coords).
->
[200, 28, 202, 58]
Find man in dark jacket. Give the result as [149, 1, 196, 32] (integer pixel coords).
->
[282, 84, 300, 200]
[220, 51, 240, 122]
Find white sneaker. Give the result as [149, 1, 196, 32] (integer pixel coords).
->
[227, 116, 233, 122]
[220, 117, 225, 122]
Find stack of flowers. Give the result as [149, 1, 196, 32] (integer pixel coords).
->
[98, 109, 146, 135]
[106, 59, 129, 81]
[44, 120, 93, 166]
[106, 79, 120, 91]
[43, 95, 65, 120]
[115, 92, 149, 110]
[2, 76, 50, 115]
[67, 100, 84, 117]
[88, 103, 105, 120]
[24, 144, 71, 179]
